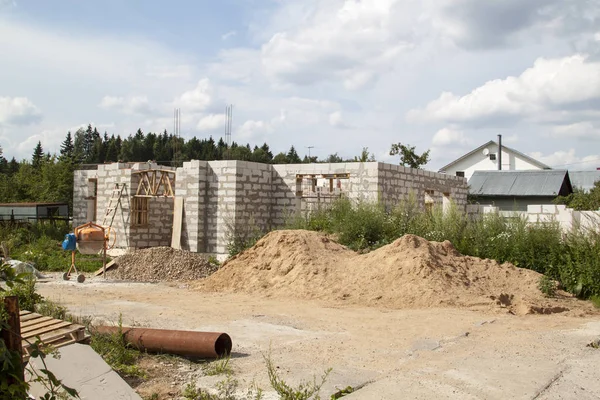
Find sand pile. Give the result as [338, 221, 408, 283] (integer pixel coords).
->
[115, 247, 218, 282]
[199, 230, 584, 315]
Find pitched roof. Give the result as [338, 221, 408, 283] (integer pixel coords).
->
[468, 170, 572, 197]
[438, 140, 551, 172]
[568, 171, 600, 192]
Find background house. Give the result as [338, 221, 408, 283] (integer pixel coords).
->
[439, 139, 551, 180]
[568, 171, 600, 192]
[467, 170, 573, 211]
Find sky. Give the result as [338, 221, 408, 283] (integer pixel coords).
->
[1, 0, 599, 170]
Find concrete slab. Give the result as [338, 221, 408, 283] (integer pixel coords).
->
[27, 343, 141, 400]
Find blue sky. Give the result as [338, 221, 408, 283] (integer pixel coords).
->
[1, 0, 600, 170]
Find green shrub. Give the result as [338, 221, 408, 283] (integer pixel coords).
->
[538, 275, 557, 297]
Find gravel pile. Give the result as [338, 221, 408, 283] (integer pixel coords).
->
[115, 247, 218, 282]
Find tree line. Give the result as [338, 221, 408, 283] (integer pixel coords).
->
[0, 124, 431, 209]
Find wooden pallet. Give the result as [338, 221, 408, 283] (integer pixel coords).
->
[19, 310, 90, 361]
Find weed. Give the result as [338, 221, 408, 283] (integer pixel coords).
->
[36, 299, 68, 320]
[330, 386, 354, 399]
[203, 353, 233, 376]
[538, 275, 557, 297]
[591, 296, 600, 309]
[145, 394, 160, 400]
[264, 350, 331, 400]
[183, 375, 242, 400]
[0, 275, 43, 311]
[182, 382, 201, 400]
[208, 255, 221, 267]
[89, 315, 145, 378]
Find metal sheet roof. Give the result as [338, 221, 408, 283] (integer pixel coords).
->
[468, 170, 571, 196]
[569, 171, 600, 192]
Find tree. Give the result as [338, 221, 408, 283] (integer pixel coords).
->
[286, 146, 301, 164]
[0, 144, 7, 173]
[354, 147, 375, 162]
[389, 142, 430, 169]
[555, 181, 600, 211]
[32, 141, 44, 169]
[272, 152, 288, 164]
[59, 131, 75, 162]
[325, 153, 344, 163]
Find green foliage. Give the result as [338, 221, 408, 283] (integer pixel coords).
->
[0, 265, 78, 399]
[36, 300, 68, 320]
[291, 198, 600, 300]
[330, 386, 354, 399]
[538, 275, 557, 297]
[89, 316, 145, 378]
[203, 354, 233, 376]
[555, 181, 600, 211]
[264, 350, 331, 400]
[0, 225, 102, 272]
[389, 143, 430, 169]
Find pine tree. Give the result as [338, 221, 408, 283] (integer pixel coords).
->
[0, 144, 7, 173]
[286, 146, 301, 163]
[32, 141, 44, 169]
[59, 131, 75, 162]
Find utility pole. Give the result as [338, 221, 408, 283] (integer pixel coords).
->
[306, 146, 314, 161]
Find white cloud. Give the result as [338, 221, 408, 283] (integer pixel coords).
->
[407, 55, 600, 126]
[551, 122, 600, 140]
[177, 78, 213, 112]
[145, 65, 193, 79]
[222, 31, 237, 40]
[260, 0, 415, 88]
[0, 97, 42, 126]
[197, 114, 226, 131]
[431, 128, 471, 147]
[99, 96, 153, 115]
[529, 149, 600, 170]
[238, 119, 274, 140]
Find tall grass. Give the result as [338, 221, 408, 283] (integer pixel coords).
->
[287, 197, 600, 299]
[0, 223, 103, 272]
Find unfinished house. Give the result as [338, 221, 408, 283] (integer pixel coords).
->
[73, 161, 468, 259]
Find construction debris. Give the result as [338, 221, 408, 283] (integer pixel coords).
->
[114, 247, 218, 282]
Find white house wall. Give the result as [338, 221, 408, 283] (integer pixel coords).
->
[443, 143, 543, 180]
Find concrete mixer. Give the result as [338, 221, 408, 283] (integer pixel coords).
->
[63, 222, 110, 282]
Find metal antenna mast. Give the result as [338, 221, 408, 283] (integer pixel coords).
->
[225, 105, 233, 159]
[306, 146, 314, 161]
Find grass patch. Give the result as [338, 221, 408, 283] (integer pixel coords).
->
[89, 316, 145, 379]
[264, 350, 331, 400]
[203, 353, 233, 376]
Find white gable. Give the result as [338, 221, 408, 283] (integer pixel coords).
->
[441, 143, 545, 181]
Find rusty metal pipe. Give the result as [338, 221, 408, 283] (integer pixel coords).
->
[96, 326, 232, 358]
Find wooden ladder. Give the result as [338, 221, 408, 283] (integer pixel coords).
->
[102, 184, 125, 228]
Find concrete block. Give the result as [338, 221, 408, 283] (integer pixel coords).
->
[27, 344, 142, 400]
[542, 205, 557, 214]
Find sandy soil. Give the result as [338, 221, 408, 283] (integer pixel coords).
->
[36, 276, 600, 400]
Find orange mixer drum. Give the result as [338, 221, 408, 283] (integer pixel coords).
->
[76, 224, 106, 254]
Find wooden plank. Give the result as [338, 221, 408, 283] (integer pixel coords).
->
[36, 325, 85, 343]
[19, 310, 32, 316]
[20, 313, 43, 322]
[21, 316, 53, 329]
[21, 319, 64, 334]
[22, 321, 72, 340]
[171, 197, 184, 250]
[94, 259, 117, 276]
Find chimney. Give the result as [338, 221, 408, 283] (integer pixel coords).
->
[497, 134, 502, 171]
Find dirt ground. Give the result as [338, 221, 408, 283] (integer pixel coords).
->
[36, 275, 600, 400]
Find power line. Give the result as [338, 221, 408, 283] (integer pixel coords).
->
[549, 157, 600, 168]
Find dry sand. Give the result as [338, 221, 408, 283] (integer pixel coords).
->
[199, 230, 593, 315]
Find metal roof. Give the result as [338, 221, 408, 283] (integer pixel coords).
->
[438, 140, 551, 172]
[468, 170, 572, 196]
[0, 202, 68, 207]
[569, 171, 600, 192]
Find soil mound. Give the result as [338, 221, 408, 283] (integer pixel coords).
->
[115, 247, 217, 282]
[199, 230, 587, 315]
